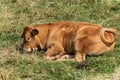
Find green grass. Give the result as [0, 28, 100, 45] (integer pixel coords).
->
[0, 0, 120, 80]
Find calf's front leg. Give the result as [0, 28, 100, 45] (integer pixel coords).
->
[43, 43, 65, 61]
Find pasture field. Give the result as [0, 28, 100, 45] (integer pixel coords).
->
[0, 0, 120, 80]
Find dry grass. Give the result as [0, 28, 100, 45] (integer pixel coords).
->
[0, 0, 120, 80]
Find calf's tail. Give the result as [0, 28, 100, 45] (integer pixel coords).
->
[100, 28, 118, 44]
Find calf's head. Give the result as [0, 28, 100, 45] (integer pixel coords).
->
[21, 26, 39, 52]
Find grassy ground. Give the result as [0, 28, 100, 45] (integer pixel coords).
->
[0, 0, 120, 80]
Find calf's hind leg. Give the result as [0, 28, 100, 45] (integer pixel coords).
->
[74, 39, 86, 63]
[75, 51, 86, 63]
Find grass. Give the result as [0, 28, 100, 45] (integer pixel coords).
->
[0, 0, 120, 80]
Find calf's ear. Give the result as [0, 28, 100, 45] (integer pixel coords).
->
[31, 29, 39, 36]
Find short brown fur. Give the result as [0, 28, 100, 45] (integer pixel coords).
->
[21, 22, 118, 62]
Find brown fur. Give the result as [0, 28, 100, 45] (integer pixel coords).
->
[21, 22, 118, 62]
